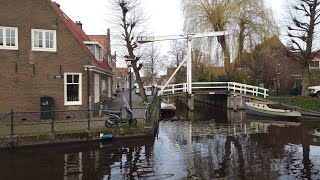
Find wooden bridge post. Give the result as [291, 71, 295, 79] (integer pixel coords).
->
[187, 94, 194, 111]
[227, 94, 238, 110]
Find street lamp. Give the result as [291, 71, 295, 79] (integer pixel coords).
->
[125, 57, 135, 109]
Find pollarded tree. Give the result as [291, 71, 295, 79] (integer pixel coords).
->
[286, 0, 320, 96]
[109, 0, 148, 102]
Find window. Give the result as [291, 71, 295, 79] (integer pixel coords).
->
[276, 64, 281, 74]
[32, 29, 56, 52]
[0, 26, 18, 50]
[310, 59, 320, 69]
[94, 74, 100, 103]
[64, 73, 82, 105]
[84, 41, 103, 61]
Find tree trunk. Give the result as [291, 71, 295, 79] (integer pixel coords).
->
[132, 61, 148, 103]
[234, 21, 245, 80]
[217, 35, 231, 78]
[301, 66, 310, 96]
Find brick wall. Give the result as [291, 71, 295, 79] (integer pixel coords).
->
[0, 0, 94, 113]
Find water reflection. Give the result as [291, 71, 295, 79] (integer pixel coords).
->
[1, 101, 320, 179]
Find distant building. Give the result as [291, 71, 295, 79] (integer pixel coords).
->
[116, 68, 130, 91]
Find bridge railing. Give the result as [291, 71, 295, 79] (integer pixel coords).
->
[158, 82, 269, 98]
[159, 83, 187, 95]
[192, 82, 229, 92]
[227, 82, 269, 98]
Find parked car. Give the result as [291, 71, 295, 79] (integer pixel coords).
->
[144, 86, 153, 96]
[308, 86, 320, 98]
[135, 87, 140, 95]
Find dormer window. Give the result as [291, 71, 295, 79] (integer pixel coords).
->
[0, 26, 18, 50]
[84, 41, 103, 61]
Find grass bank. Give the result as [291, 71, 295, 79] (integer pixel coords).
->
[268, 96, 320, 112]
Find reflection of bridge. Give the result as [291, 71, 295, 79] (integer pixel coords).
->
[149, 82, 269, 110]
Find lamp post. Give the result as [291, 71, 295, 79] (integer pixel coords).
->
[125, 58, 134, 109]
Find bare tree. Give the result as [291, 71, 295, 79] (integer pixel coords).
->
[168, 40, 188, 67]
[286, 0, 320, 96]
[141, 43, 168, 85]
[109, 0, 148, 102]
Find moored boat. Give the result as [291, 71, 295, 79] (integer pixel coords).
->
[245, 102, 302, 119]
[160, 101, 176, 118]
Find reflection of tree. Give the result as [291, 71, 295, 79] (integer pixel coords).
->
[188, 123, 317, 179]
[212, 136, 245, 179]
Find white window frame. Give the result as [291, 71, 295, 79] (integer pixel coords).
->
[84, 41, 103, 62]
[0, 26, 18, 50]
[310, 59, 320, 69]
[108, 77, 112, 98]
[31, 29, 56, 52]
[94, 74, 100, 103]
[64, 73, 82, 106]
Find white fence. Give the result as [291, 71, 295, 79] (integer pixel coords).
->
[154, 82, 269, 98]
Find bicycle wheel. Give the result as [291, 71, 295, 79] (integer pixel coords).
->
[129, 118, 137, 126]
[105, 119, 113, 128]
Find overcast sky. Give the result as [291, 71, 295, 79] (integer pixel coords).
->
[54, 0, 283, 36]
[53, 0, 284, 64]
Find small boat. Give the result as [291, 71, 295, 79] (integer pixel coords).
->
[245, 102, 302, 119]
[160, 101, 176, 118]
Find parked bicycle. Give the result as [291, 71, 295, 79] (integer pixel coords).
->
[103, 106, 137, 128]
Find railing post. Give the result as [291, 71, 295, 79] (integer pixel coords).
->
[87, 109, 91, 132]
[51, 119, 55, 134]
[10, 110, 14, 137]
[172, 85, 174, 94]
[120, 106, 123, 121]
[264, 89, 267, 98]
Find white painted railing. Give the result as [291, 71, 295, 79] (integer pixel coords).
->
[154, 82, 269, 98]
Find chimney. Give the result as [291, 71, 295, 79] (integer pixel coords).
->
[75, 21, 82, 30]
[53, 2, 60, 8]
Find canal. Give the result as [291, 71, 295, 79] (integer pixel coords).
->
[1, 101, 320, 180]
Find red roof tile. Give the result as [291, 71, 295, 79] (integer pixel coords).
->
[47, 0, 112, 72]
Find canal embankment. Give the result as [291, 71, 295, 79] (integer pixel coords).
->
[0, 91, 160, 150]
[193, 94, 320, 119]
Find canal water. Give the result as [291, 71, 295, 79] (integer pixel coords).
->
[1, 102, 320, 180]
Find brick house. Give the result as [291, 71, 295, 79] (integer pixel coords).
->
[116, 68, 130, 91]
[239, 36, 320, 94]
[0, 0, 114, 113]
[88, 30, 117, 98]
